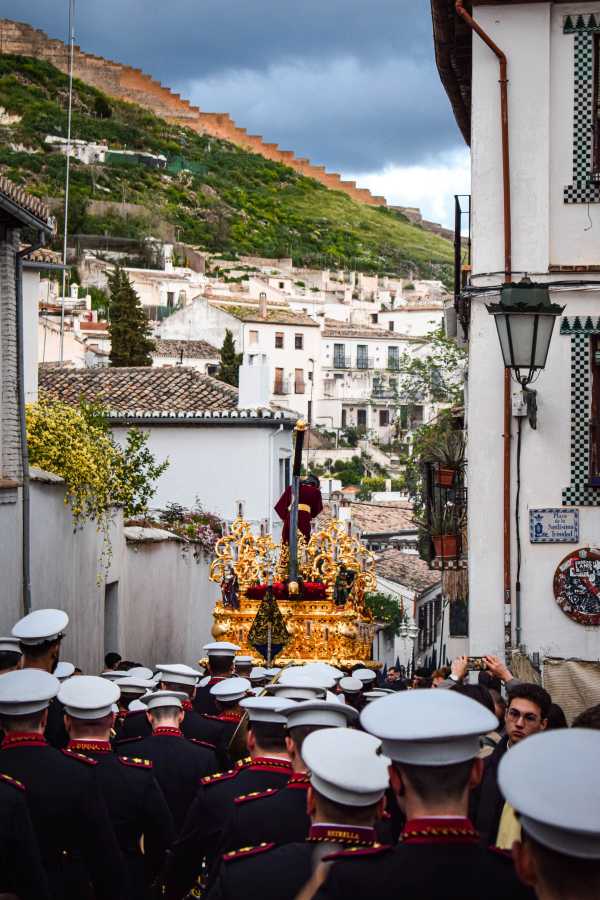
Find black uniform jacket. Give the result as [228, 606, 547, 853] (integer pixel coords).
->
[66, 739, 175, 898]
[471, 734, 510, 846]
[313, 816, 535, 900]
[0, 773, 51, 900]
[164, 756, 293, 899]
[205, 822, 380, 900]
[0, 731, 126, 900]
[193, 676, 229, 715]
[116, 726, 219, 830]
[116, 703, 230, 763]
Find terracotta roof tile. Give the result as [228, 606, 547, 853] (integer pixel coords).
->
[317, 500, 415, 535]
[212, 302, 319, 327]
[38, 366, 239, 414]
[322, 319, 423, 341]
[376, 548, 440, 594]
[0, 175, 52, 227]
[152, 338, 219, 359]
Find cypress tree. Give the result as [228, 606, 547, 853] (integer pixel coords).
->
[108, 266, 155, 367]
[217, 328, 243, 386]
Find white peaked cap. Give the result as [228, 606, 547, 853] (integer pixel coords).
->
[302, 727, 390, 807]
[59, 675, 120, 720]
[279, 668, 336, 690]
[126, 666, 154, 680]
[339, 676, 363, 694]
[280, 699, 358, 729]
[498, 729, 600, 859]
[118, 677, 156, 695]
[266, 682, 327, 701]
[156, 663, 203, 686]
[210, 677, 250, 702]
[128, 698, 147, 712]
[360, 689, 498, 765]
[0, 669, 59, 715]
[0, 636, 22, 654]
[363, 691, 389, 704]
[203, 642, 240, 657]
[352, 668, 377, 684]
[264, 667, 281, 677]
[140, 690, 187, 711]
[249, 666, 268, 682]
[234, 656, 253, 665]
[55, 661, 75, 681]
[302, 662, 344, 682]
[100, 670, 129, 682]
[240, 696, 288, 724]
[12, 609, 69, 645]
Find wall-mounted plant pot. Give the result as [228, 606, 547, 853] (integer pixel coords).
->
[433, 534, 460, 559]
[436, 466, 457, 488]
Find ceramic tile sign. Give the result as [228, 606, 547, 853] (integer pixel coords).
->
[529, 508, 579, 544]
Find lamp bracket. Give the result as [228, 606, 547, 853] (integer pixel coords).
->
[523, 387, 538, 430]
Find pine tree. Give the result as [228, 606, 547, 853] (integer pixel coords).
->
[108, 266, 155, 367]
[217, 329, 243, 386]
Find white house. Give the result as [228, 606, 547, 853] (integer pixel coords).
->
[151, 338, 220, 375]
[39, 359, 296, 539]
[158, 295, 321, 421]
[432, 0, 600, 664]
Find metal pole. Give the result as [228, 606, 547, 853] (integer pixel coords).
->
[59, 0, 75, 362]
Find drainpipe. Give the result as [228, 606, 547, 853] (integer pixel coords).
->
[455, 1, 514, 652]
[16, 231, 46, 615]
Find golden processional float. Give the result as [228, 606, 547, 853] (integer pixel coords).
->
[209, 420, 379, 667]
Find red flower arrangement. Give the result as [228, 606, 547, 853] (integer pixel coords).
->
[246, 582, 327, 600]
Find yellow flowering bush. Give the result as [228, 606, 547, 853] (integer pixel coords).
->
[26, 396, 169, 565]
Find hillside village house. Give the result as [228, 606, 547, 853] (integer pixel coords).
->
[39, 360, 296, 536]
[151, 338, 220, 375]
[159, 294, 321, 421]
[432, 0, 600, 666]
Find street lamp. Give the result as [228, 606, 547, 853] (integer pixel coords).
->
[486, 278, 564, 388]
[398, 620, 408, 639]
[407, 622, 419, 641]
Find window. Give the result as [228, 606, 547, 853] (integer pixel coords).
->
[388, 321, 395, 332]
[449, 599, 469, 637]
[388, 346, 400, 370]
[307, 399, 312, 424]
[371, 313, 378, 324]
[379, 409, 389, 427]
[249, 330, 259, 345]
[275, 332, 284, 349]
[295, 333, 303, 350]
[274, 367, 285, 394]
[333, 343, 346, 367]
[279, 457, 291, 493]
[294, 368, 305, 394]
[279, 281, 285, 289]
[357, 409, 367, 430]
[166, 291, 175, 309]
[399, 405, 408, 429]
[356, 344, 369, 369]
[341, 409, 347, 428]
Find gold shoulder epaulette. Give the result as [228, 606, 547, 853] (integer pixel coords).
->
[60, 749, 98, 766]
[222, 842, 275, 863]
[234, 788, 277, 805]
[235, 755, 251, 768]
[201, 767, 237, 786]
[118, 756, 153, 769]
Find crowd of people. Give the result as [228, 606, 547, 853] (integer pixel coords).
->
[0, 607, 599, 900]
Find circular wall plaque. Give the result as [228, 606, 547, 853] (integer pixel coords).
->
[553, 548, 600, 626]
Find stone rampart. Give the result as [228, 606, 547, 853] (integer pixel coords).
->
[0, 19, 387, 207]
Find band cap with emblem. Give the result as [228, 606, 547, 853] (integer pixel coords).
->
[0, 636, 22, 655]
[140, 690, 187, 711]
[118, 677, 156, 695]
[302, 727, 390, 806]
[240, 696, 288, 724]
[202, 641, 240, 658]
[59, 675, 120, 719]
[338, 676, 363, 695]
[361, 688, 498, 765]
[280, 699, 358, 729]
[352, 668, 377, 685]
[156, 663, 203, 686]
[12, 608, 69, 645]
[0, 669, 59, 716]
[55, 661, 75, 681]
[210, 677, 250, 702]
[498, 728, 600, 859]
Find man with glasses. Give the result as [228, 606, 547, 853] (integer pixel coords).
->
[473, 683, 550, 847]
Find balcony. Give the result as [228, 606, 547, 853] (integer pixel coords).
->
[387, 359, 401, 371]
[372, 386, 396, 400]
[356, 356, 375, 370]
[294, 380, 306, 395]
[332, 356, 351, 369]
[273, 379, 291, 396]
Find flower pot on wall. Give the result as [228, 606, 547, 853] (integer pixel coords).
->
[436, 466, 457, 488]
[433, 534, 460, 559]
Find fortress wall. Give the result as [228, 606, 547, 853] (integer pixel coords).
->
[0, 19, 387, 207]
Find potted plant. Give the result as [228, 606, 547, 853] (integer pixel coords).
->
[422, 430, 465, 487]
[415, 505, 463, 560]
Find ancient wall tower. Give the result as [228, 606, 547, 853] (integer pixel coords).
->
[0, 19, 387, 207]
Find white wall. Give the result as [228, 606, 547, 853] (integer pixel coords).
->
[22, 269, 39, 402]
[112, 423, 292, 537]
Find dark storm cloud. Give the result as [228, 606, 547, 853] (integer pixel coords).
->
[0, 0, 464, 174]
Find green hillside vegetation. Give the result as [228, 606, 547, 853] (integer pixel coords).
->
[0, 54, 453, 278]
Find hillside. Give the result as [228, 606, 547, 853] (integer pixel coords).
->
[0, 54, 454, 279]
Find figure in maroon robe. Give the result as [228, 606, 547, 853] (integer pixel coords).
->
[274, 475, 323, 544]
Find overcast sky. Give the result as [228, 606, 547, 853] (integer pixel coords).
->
[2, 0, 470, 226]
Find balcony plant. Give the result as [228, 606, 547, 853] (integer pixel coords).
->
[414, 504, 464, 560]
[421, 429, 465, 487]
